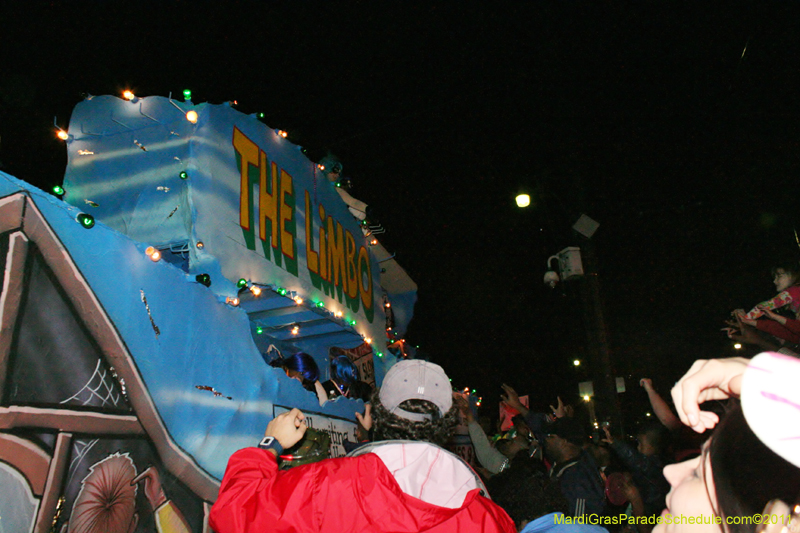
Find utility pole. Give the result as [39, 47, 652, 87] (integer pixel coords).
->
[577, 238, 623, 432]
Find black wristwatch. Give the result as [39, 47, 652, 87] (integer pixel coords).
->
[258, 436, 284, 455]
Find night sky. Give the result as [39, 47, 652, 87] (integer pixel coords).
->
[2, 2, 799, 422]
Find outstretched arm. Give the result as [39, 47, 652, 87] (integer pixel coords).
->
[640, 378, 681, 431]
[741, 288, 798, 320]
[500, 384, 529, 417]
[456, 395, 510, 474]
[210, 409, 315, 533]
[723, 315, 783, 352]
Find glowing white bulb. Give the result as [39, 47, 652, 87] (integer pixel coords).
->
[515, 194, 531, 208]
[733, 343, 742, 350]
[293, 296, 303, 304]
[364, 337, 372, 344]
[145, 246, 160, 261]
[57, 130, 69, 140]
[318, 164, 325, 171]
[250, 286, 262, 296]
[196, 241, 204, 249]
[573, 359, 581, 366]
[186, 110, 198, 123]
[278, 130, 288, 138]
[226, 297, 240, 306]
[122, 90, 135, 101]
[291, 325, 300, 335]
[583, 395, 591, 402]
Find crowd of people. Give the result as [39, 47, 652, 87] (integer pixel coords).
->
[209, 260, 800, 532]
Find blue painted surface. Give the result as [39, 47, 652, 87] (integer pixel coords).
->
[1, 169, 366, 481]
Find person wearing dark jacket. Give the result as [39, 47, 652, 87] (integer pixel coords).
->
[602, 423, 669, 518]
[500, 384, 605, 517]
[544, 417, 606, 517]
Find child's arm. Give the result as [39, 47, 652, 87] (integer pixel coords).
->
[741, 288, 798, 320]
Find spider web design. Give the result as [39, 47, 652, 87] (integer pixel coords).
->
[60, 359, 125, 408]
[66, 439, 99, 488]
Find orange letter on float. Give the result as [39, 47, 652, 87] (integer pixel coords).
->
[327, 216, 347, 292]
[233, 127, 259, 231]
[305, 191, 319, 274]
[345, 230, 358, 298]
[259, 156, 279, 249]
[358, 245, 373, 311]
[279, 169, 295, 259]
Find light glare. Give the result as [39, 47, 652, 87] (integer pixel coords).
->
[515, 194, 531, 208]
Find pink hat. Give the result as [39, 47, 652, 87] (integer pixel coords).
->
[379, 360, 453, 422]
[741, 352, 800, 469]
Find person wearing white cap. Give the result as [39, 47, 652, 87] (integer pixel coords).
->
[209, 360, 516, 533]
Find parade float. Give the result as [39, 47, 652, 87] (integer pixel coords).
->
[0, 92, 417, 532]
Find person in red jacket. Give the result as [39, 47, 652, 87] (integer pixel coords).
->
[209, 360, 516, 533]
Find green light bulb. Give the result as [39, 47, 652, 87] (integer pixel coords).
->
[179, 171, 188, 180]
[183, 89, 192, 101]
[76, 213, 95, 228]
[277, 288, 287, 296]
[258, 112, 265, 118]
[256, 326, 263, 334]
[237, 278, 248, 289]
[53, 185, 65, 196]
[472, 389, 476, 394]
[316, 301, 325, 308]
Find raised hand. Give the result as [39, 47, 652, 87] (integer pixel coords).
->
[550, 396, 566, 418]
[355, 403, 373, 431]
[671, 358, 748, 433]
[266, 408, 308, 449]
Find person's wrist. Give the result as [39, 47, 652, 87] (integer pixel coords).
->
[258, 435, 284, 456]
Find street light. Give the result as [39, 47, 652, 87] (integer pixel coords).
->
[515, 194, 531, 208]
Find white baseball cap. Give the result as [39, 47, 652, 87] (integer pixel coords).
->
[379, 360, 453, 422]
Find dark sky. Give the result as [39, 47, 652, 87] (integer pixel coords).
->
[2, 2, 799, 420]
